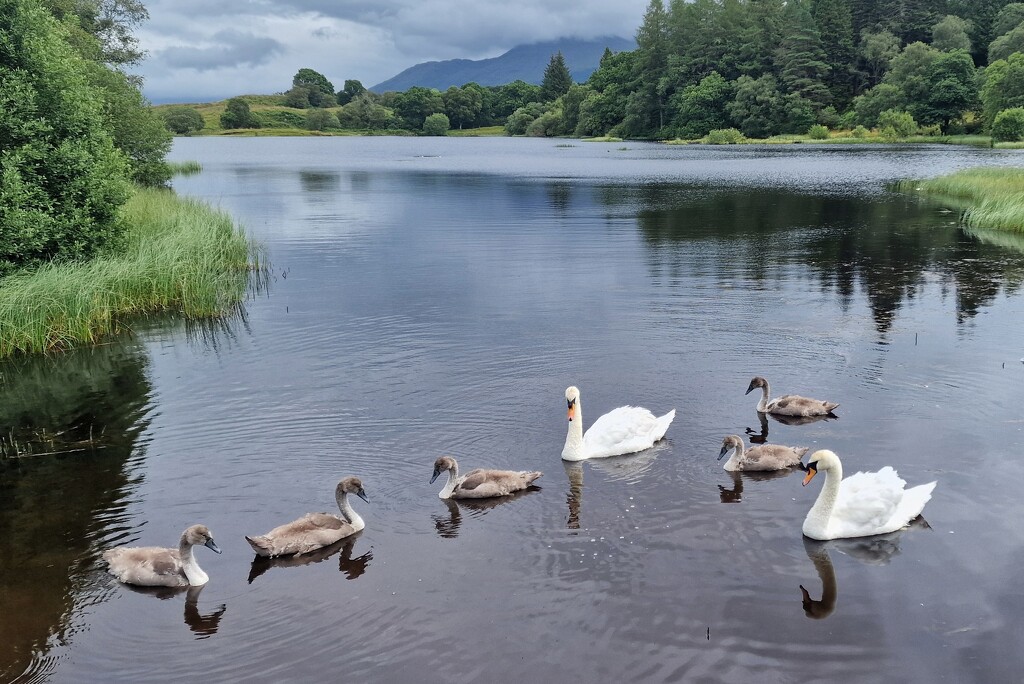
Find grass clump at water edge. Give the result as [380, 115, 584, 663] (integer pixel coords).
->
[0, 188, 264, 357]
[168, 160, 203, 175]
[898, 167, 1024, 233]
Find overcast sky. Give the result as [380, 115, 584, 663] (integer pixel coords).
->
[134, 1, 648, 103]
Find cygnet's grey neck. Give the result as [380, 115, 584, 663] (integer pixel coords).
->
[438, 465, 459, 499]
[336, 491, 366, 531]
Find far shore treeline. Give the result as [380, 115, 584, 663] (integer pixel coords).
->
[157, 0, 1024, 144]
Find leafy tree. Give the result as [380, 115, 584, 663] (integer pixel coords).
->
[559, 84, 591, 137]
[443, 85, 483, 129]
[916, 50, 978, 128]
[337, 79, 366, 106]
[948, 0, 1019, 65]
[853, 83, 906, 126]
[992, 3, 1024, 38]
[505, 102, 547, 135]
[42, 0, 149, 66]
[284, 86, 311, 109]
[981, 52, 1024, 126]
[884, 42, 941, 115]
[859, 29, 901, 87]
[338, 92, 394, 130]
[393, 86, 444, 130]
[668, 71, 734, 138]
[775, 0, 832, 109]
[86, 62, 171, 186]
[540, 52, 573, 102]
[220, 97, 258, 129]
[491, 80, 542, 119]
[305, 109, 339, 131]
[162, 106, 204, 135]
[292, 68, 334, 97]
[727, 74, 785, 137]
[931, 15, 972, 52]
[989, 24, 1024, 63]
[991, 107, 1024, 140]
[526, 109, 563, 136]
[1, 0, 130, 272]
[422, 112, 450, 136]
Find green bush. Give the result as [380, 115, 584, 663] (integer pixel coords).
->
[704, 128, 745, 144]
[992, 107, 1024, 141]
[918, 123, 943, 136]
[1, 0, 131, 274]
[526, 110, 563, 137]
[877, 109, 917, 137]
[807, 124, 829, 140]
[305, 109, 339, 131]
[220, 97, 259, 129]
[163, 106, 205, 135]
[422, 112, 450, 136]
[852, 125, 869, 138]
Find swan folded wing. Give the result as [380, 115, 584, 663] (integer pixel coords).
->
[745, 444, 804, 469]
[769, 395, 833, 416]
[249, 513, 351, 556]
[104, 547, 184, 586]
[832, 467, 906, 536]
[584, 406, 673, 459]
[456, 469, 540, 498]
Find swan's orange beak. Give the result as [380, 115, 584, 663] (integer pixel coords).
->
[802, 465, 817, 486]
[567, 399, 575, 422]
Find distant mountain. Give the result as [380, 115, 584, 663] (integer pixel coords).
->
[370, 37, 635, 93]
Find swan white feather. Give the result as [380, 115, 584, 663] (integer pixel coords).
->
[561, 386, 675, 461]
[801, 449, 936, 541]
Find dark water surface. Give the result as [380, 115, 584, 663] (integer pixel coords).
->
[3, 138, 1024, 683]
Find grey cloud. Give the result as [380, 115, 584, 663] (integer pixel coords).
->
[157, 31, 286, 71]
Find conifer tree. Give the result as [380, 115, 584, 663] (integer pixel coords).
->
[813, 0, 857, 107]
[540, 52, 572, 102]
[775, 1, 832, 108]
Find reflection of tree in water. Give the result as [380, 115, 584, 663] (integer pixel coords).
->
[632, 188, 1024, 337]
[0, 340, 152, 681]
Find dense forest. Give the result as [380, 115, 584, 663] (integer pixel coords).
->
[174, 0, 1024, 141]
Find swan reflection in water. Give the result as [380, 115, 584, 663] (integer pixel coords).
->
[432, 487, 541, 539]
[746, 411, 838, 444]
[247, 533, 372, 583]
[563, 446, 664, 530]
[718, 468, 795, 504]
[122, 583, 226, 639]
[799, 517, 931, 619]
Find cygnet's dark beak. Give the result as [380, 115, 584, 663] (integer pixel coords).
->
[717, 444, 730, 461]
[356, 488, 370, 503]
[745, 382, 756, 395]
[205, 539, 223, 554]
[430, 468, 442, 484]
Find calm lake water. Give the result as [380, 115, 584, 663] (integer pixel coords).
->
[3, 138, 1024, 683]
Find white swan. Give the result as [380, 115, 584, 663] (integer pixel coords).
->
[103, 524, 222, 587]
[801, 450, 936, 541]
[431, 456, 542, 499]
[245, 477, 368, 557]
[718, 434, 808, 471]
[561, 386, 675, 461]
[746, 376, 839, 416]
